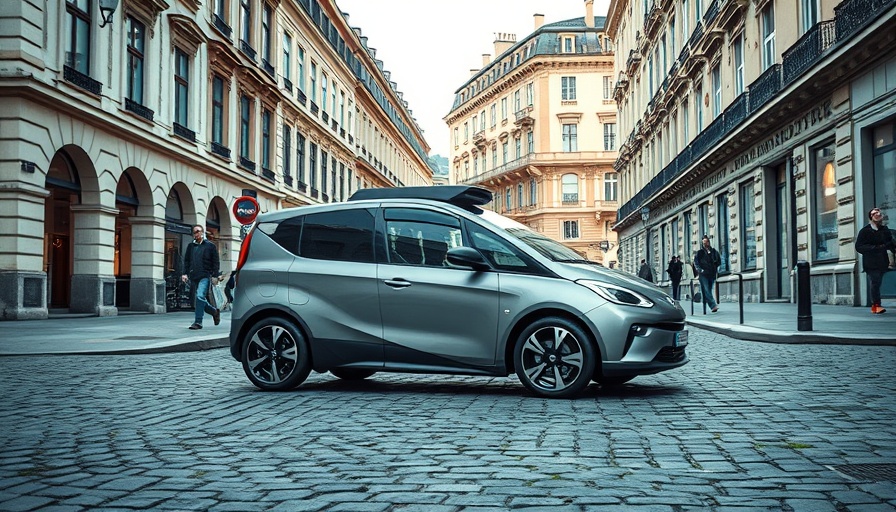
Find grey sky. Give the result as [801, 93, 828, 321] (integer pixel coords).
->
[337, 0, 612, 158]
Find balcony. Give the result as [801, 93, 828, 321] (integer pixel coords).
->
[124, 98, 154, 122]
[262, 59, 275, 78]
[331, 120, 338, 131]
[283, 78, 293, 93]
[562, 193, 580, 205]
[514, 108, 534, 128]
[702, 0, 720, 25]
[322, 111, 329, 123]
[261, 167, 275, 182]
[63, 65, 102, 95]
[210, 142, 231, 159]
[310, 101, 319, 116]
[297, 89, 307, 106]
[749, 64, 781, 112]
[643, 3, 663, 39]
[340, 128, 346, 138]
[782, 20, 836, 85]
[239, 40, 256, 61]
[239, 156, 256, 171]
[626, 50, 642, 74]
[212, 14, 232, 39]
[284, 174, 293, 186]
[173, 123, 196, 143]
[835, 0, 894, 39]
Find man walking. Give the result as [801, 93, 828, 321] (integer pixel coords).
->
[855, 207, 895, 314]
[638, 259, 654, 283]
[181, 224, 221, 329]
[693, 235, 721, 313]
[667, 255, 684, 300]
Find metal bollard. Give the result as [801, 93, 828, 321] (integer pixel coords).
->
[738, 273, 744, 325]
[796, 260, 812, 331]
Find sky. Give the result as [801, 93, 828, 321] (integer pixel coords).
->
[337, 0, 612, 158]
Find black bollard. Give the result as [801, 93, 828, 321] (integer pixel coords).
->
[796, 260, 812, 331]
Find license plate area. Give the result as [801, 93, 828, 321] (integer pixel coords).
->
[674, 330, 689, 347]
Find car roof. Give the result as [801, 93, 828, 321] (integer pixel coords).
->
[348, 186, 492, 209]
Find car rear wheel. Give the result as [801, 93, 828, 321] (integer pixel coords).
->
[330, 368, 377, 380]
[241, 318, 311, 391]
[513, 317, 595, 398]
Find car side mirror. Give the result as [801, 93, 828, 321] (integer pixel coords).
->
[446, 247, 490, 271]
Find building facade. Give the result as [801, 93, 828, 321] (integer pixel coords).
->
[444, 1, 621, 266]
[607, 0, 895, 304]
[0, 0, 431, 320]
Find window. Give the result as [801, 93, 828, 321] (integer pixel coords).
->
[530, 178, 537, 205]
[502, 141, 508, 163]
[212, 75, 225, 145]
[310, 62, 317, 102]
[603, 76, 612, 100]
[283, 124, 291, 178]
[762, 4, 776, 70]
[527, 83, 534, 105]
[604, 123, 617, 151]
[514, 89, 521, 111]
[698, 203, 709, 242]
[300, 210, 376, 263]
[515, 137, 521, 159]
[453, 127, 458, 146]
[480, 110, 486, 131]
[240, 0, 251, 45]
[561, 76, 577, 100]
[283, 34, 292, 86]
[65, 0, 91, 74]
[741, 182, 757, 269]
[492, 145, 498, 168]
[562, 174, 579, 204]
[261, 109, 271, 170]
[695, 85, 703, 132]
[604, 172, 618, 201]
[683, 99, 690, 143]
[240, 95, 252, 161]
[467, 221, 532, 271]
[464, 122, 469, 142]
[126, 17, 145, 104]
[814, 144, 838, 261]
[563, 220, 580, 239]
[501, 98, 507, 120]
[681, 0, 689, 39]
[321, 150, 328, 196]
[562, 124, 578, 152]
[505, 187, 512, 211]
[716, 193, 729, 273]
[671, 217, 680, 262]
[527, 131, 534, 154]
[214, 0, 227, 19]
[340, 91, 346, 125]
[297, 132, 306, 185]
[297, 46, 305, 92]
[712, 64, 721, 118]
[733, 34, 745, 95]
[262, 4, 272, 63]
[472, 115, 478, 132]
[309, 142, 318, 190]
[563, 36, 574, 53]
[321, 74, 328, 110]
[802, 0, 818, 33]
[683, 210, 693, 262]
[174, 49, 189, 127]
[384, 209, 461, 267]
[517, 183, 524, 208]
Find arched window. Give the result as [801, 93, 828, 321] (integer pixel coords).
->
[562, 174, 579, 204]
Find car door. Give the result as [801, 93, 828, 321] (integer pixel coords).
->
[377, 207, 500, 369]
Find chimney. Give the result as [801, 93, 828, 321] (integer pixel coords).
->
[493, 33, 517, 58]
[534, 13, 544, 30]
[585, 0, 594, 28]
[482, 53, 491, 66]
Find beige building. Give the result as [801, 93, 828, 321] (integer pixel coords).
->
[0, 0, 431, 320]
[607, 0, 895, 305]
[444, 1, 621, 266]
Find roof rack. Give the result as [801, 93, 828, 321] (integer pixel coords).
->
[348, 186, 492, 209]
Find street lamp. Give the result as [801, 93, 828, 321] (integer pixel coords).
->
[640, 206, 651, 272]
[98, 0, 119, 28]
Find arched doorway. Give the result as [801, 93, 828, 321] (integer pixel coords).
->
[164, 186, 194, 310]
[44, 151, 80, 309]
[114, 173, 139, 308]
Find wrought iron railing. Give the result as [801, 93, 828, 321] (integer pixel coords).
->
[747, 64, 781, 113]
[63, 65, 101, 95]
[173, 123, 196, 142]
[283, 78, 293, 92]
[283, 174, 293, 186]
[687, 22, 704, 48]
[703, 0, 719, 25]
[724, 91, 749, 132]
[310, 102, 319, 116]
[240, 40, 256, 61]
[835, 0, 895, 40]
[297, 89, 307, 105]
[125, 98, 154, 121]
[212, 15, 232, 39]
[562, 193, 579, 204]
[782, 21, 836, 85]
[210, 142, 230, 159]
[239, 156, 256, 171]
[322, 111, 329, 123]
[261, 167, 275, 181]
[262, 59, 275, 78]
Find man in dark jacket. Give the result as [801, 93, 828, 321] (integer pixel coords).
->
[667, 255, 684, 300]
[855, 207, 895, 314]
[693, 235, 721, 312]
[181, 224, 221, 329]
[638, 259, 654, 283]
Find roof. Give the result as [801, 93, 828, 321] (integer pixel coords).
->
[348, 186, 493, 209]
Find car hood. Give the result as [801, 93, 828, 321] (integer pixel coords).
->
[548, 261, 682, 311]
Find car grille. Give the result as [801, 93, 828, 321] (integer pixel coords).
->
[654, 346, 687, 363]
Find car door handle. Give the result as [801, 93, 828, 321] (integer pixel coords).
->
[384, 279, 412, 289]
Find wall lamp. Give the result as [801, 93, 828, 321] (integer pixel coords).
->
[98, 0, 120, 28]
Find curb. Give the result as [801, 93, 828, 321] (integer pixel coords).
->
[0, 336, 230, 357]
[687, 320, 896, 346]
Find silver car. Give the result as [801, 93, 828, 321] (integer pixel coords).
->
[229, 186, 687, 398]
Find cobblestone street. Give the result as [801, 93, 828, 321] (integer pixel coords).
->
[0, 327, 894, 511]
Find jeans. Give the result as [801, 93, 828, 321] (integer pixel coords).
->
[698, 274, 717, 309]
[867, 270, 884, 306]
[192, 277, 217, 325]
[670, 280, 681, 300]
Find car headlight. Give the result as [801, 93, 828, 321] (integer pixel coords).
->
[577, 280, 654, 308]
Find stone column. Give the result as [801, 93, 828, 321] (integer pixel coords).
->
[70, 204, 118, 316]
[0, 181, 50, 319]
[129, 216, 167, 314]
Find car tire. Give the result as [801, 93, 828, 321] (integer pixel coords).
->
[594, 375, 636, 387]
[513, 316, 596, 398]
[330, 368, 377, 380]
[241, 317, 311, 391]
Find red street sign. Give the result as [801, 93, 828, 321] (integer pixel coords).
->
[232, 196, 260, 225]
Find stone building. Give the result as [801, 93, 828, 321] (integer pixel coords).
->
[0, 0, 431, 319]
[444, 1, 621, 266]
[607, 0, 895, 305]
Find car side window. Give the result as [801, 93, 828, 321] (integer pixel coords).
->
[465, 220, 534, 272]
[384, 209, 462, 267]
[300, 209, 375, 263]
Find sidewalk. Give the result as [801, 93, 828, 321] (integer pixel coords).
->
[0, 301, 891, 356]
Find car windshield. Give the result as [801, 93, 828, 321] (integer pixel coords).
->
[478, 209, 587, 262]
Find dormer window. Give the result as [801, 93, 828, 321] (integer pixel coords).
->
[562, 36, 575, 53]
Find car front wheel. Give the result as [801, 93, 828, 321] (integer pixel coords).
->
[513, 317, 596, 398]
[241, 318, 311, 391]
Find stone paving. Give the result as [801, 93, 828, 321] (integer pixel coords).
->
[0, 327, 894, 511]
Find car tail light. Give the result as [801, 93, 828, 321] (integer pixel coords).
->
[235, 226, 255, 276]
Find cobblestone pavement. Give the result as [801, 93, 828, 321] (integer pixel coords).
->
[0, 327, 894, 512]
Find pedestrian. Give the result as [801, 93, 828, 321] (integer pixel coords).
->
[693, 235, 722, 313]
[223, 270, 237, 309]
[855, 207, 895, 314]
[667, 255, 684, 300]
[638, 259, 654, 283]
[181, 224, 221, 329]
